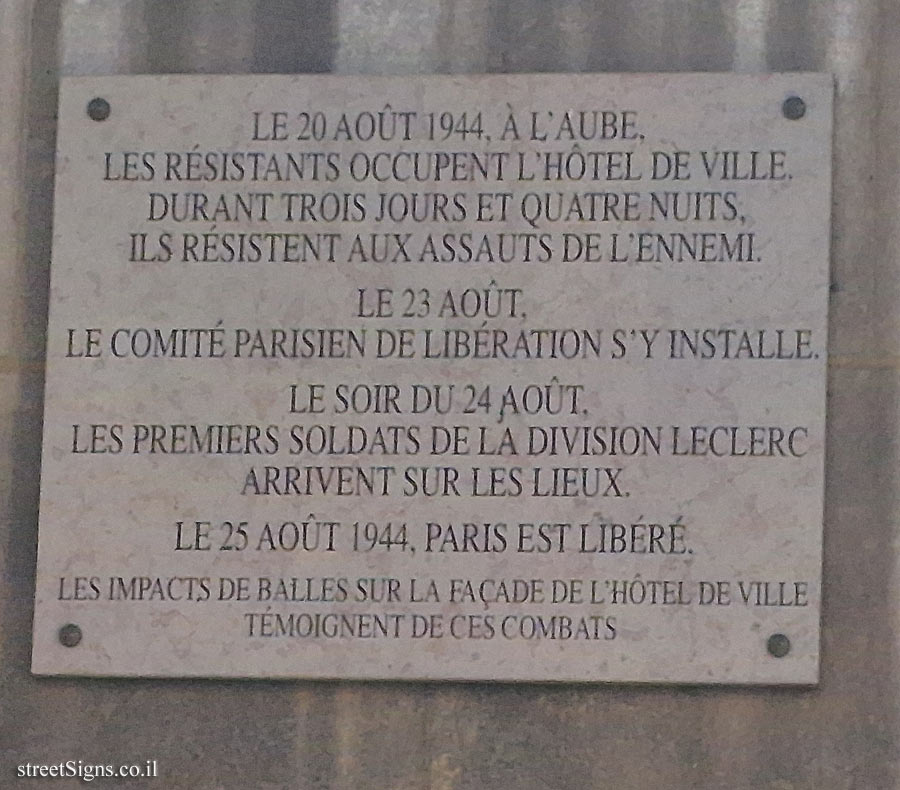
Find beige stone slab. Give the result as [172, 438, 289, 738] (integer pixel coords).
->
[32, 73, 832, 683]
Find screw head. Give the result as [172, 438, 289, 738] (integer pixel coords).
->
[767, 632, 791, 658]
[86, 97, 110, 121]
[782, 96, 806, 120]
[58, 623, 82, 647]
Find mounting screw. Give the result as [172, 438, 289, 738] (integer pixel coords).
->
[782, 96, 806, 120]
[86, 97, 111, 121]
[58, 623, 82, 648]
[767, 633, 791, 658]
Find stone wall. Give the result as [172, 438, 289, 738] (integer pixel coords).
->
[1, 2, 898, 787]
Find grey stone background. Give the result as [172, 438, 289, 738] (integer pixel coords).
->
[1, 1, 898, 788]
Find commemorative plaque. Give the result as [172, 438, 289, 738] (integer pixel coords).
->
[33, 74, 832, 683]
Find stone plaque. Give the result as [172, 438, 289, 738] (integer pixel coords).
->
[32, 74, 832, 683]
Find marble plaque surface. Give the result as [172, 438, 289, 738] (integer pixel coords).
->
[32, 74, 832, 683]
